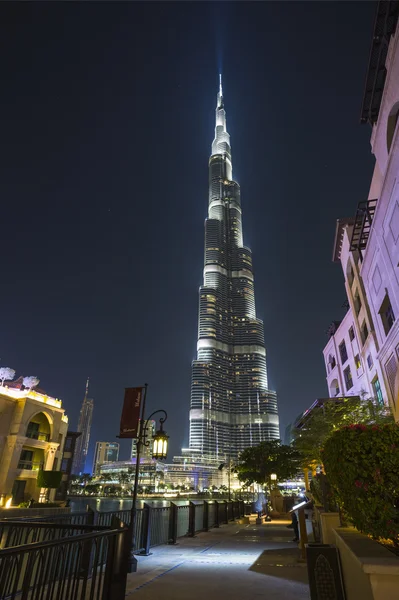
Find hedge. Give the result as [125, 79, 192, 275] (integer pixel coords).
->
[36, 470, 63, 489]
[322, 423, 399, 543]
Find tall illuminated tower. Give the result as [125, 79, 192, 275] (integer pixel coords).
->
[189, 76, 279, 460]
[72, 378, 94, 474]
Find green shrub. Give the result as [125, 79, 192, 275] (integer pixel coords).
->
[322, 423, 399, 543]
[36, 470, 63, 489]
[310, 473, 338, 512]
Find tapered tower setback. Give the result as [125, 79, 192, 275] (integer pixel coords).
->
[189, 77, 279, 460]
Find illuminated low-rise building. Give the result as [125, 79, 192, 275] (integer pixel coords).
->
[99, 458, 165, 491]
[0, 376, 68, 505]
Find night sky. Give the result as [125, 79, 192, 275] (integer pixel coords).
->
[1, 2, 377, 469]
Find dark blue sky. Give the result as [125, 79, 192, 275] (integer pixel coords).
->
[1, 2, 377, 468]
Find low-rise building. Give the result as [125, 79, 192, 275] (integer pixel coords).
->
[0, 377, 69, 505]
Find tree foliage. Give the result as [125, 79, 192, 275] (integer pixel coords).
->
[37, 470, 63, 490]
[0, 367, 15, 386]
[23, 376, 40, 390]
[323, 423, 399, 544]
[236, 440, 301, 486]
[293, 396, 392, 467]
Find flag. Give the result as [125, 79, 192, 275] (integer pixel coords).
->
[118, 387, 143, 438]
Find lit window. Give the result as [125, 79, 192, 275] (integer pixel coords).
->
[372, 378, 384, 405]
[354, 355, 361, 370]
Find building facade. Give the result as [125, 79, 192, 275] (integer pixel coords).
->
[55, 430, 81, 500]
[72, 378, 94, 475]
[188, 76, 279, 461]
[131, 420, 155, 460]
[323, 3, 399, 419]
[92, 441, 119, 475]
[0, 378, 68, 505]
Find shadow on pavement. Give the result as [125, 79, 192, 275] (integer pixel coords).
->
[249, 547, 308, 585]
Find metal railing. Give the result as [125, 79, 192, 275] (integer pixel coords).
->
[17, 460, 43, 471]
[0, 499, 248, 598]
[0, 518, 129, 600]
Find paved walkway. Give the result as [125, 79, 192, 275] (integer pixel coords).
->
[125, 517, 310, 599]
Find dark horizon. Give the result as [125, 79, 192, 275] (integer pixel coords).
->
[1, 2, 377, 469]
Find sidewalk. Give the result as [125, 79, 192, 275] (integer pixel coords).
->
[125, 517, 310, 599]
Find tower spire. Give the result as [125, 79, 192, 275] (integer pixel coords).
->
[219, 73, 223, 98]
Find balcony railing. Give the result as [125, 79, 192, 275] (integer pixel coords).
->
[26, 430, 50, 442]
[17, 460, 43, 471]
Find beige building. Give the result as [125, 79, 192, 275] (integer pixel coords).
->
[0, 380, 68, 505]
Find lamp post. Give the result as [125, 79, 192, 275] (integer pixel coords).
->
[128, 384, 169, 573]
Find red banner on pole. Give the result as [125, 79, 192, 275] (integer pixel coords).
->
[118, 387, 143, 439]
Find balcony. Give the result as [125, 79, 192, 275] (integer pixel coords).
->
[17, 460, 43, 471]
[26, 430, 50, 442]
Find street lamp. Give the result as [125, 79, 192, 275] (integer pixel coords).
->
[128, 384, 169, 573]
[270, 473, 277, 483]
[152, 419, 169, 460]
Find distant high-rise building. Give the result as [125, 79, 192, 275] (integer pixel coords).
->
[131, 420, 155, 459]
[92, 441, 119, 475]
[188, 76, 279, 461]
[72, 378, 94, 475]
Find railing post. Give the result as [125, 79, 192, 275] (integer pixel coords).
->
[224, 501, 228, 524]
[298, 508, 308, 561]
[87, 506, 95, 526]
[80, 507, 95, 577]
[203, 501, 209, 531]
[137, 503, 152, 555]
[188, 502, 196, 537]
[215, 501, 220, 528]
[102, 517, 129, 600]
[231, 501, 235, 521]
[168, 503, 178, 544]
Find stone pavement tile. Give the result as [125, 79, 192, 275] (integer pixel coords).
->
[126, 521, 310, 599]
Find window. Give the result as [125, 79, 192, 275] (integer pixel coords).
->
[327, 354, 336, 372]
[372, 378, 384, 406]
[339, 340, 348, 364]
[346, 261, 354, 287]
[354, 291, 362, 315]
[361, 321, 369, 345]
[367, 354, 373, 369]
[354, 355, 361, 370]
[61, 458, 69, 472]
[344, 366, 353, 391]
[349, 327, 355, 341]
[64, 437, 72, 451]
[379, 293, 395, 336]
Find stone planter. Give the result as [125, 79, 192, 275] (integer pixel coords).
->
[334, 528, 399, 600]
[319, 511, 341, 544]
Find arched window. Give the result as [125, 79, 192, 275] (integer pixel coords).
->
[330, 379, 340, 397]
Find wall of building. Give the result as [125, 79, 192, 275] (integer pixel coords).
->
[0, 386, 68, 504]
[359, 28, 399, 420]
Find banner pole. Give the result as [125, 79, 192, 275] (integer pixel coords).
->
[128, 383, 148, 573]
